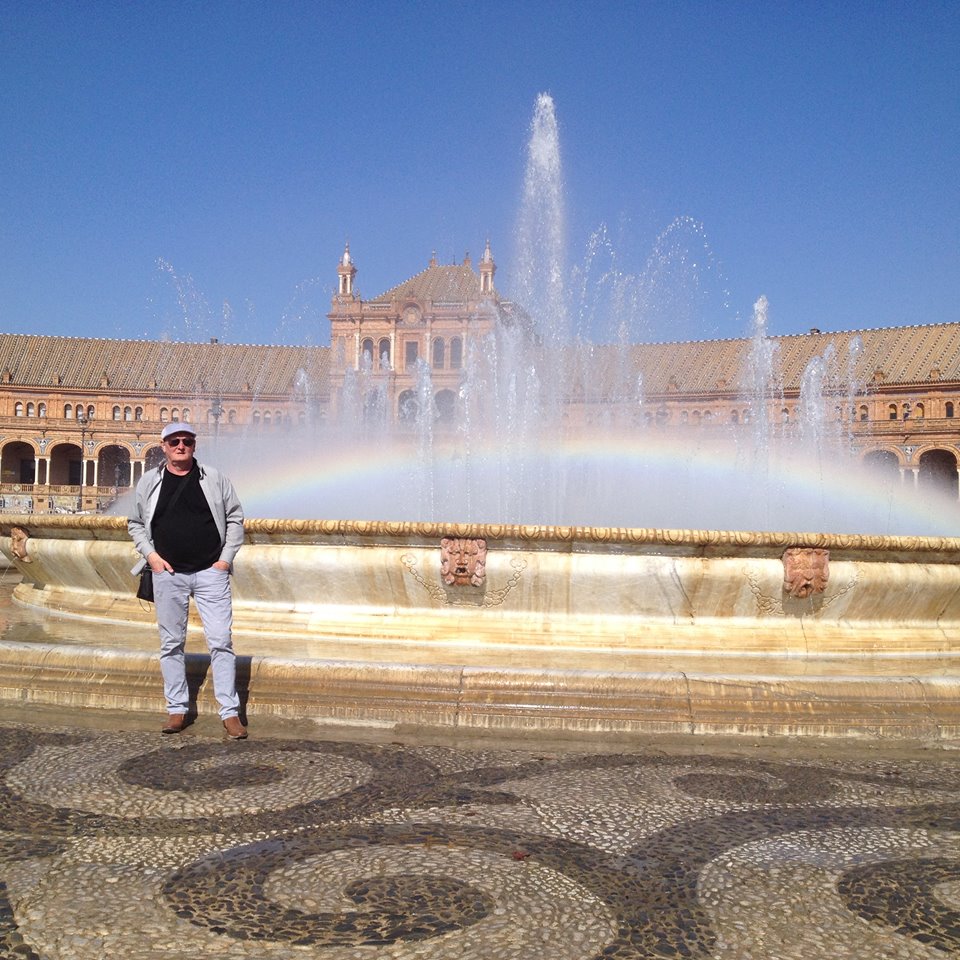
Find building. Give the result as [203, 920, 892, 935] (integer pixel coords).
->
[327, 241, 519, 424]
[0, 246, 957, 513]
[0, 336, 327, 512]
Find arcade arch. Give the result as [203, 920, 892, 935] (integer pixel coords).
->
[363, 388, 387, 424]
[397, 389, 419, 422]
[862, 449, 901, 486]
[98, 444, 132, 489]
[47, 441, 87, 487]
[918, 448, 959, 499]
[435, 389, 457, 423]
[144, 445, 165, 471]
[1, 441, 36, 485]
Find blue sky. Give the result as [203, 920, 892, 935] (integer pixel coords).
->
[1, 0, 957, 347]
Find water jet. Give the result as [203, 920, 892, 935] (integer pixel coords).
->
[0, 94, 957, 738]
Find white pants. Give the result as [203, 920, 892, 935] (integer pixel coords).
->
[153, 566, 240, 720]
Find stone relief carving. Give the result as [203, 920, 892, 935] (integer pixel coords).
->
[782, 547, 830, 599]
[746, 557, 860, 617]
[402, 551, 526, 607]
[9, 525, 31, 563]
[440, 537, 487, 587]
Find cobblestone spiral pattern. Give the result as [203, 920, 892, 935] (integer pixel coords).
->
[838, 857, 960, 953]
[0, 724, 959, 958]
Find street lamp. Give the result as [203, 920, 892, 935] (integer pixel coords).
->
[76, 410, 87, 511]
[211, 399, 224, 443]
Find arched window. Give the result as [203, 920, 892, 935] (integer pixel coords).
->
[692, 411, 701, 423]
[26, 402, 35, 417]
[781, 408, 790, 422]
[947, 402, 955, 419]
[915, 402, 925, 419]
[252, 411, 260, 425]
[680, 410, 689, 423]
[378, 339, 391, 369]
[263, 411, 271, 424]
[228, 410, 236, 424]
[86, 405, 94, 420]
[14, 402, 23, 417]
[703, 410, 713, 421]
[432, 337, 445, 369]
[902, 403, 911, 420]
[182, 408, 191, 422]
[37, 403, 46, 417]
[888, 404, 898, 420]
[134, 407, 143, 421]
[450, 337, 463, 370]
[124, 406, 132, 421]
[160, 408, 169, 422]
[113, 406, 121, 420]
[859, 405, 868, 421]
[64, 404, 73, 419]
[360, 338, 374, 367]
[730, 410, 739, 424]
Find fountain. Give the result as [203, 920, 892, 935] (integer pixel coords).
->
[0, 94, 958, 739]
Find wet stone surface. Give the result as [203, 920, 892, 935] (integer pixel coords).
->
[0, 717, 958, 958]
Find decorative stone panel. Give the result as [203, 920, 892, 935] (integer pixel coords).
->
[782, 547, 829, 599]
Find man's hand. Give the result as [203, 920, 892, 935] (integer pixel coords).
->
[212, 560, 231, 571]
[147, 552, 173, 573]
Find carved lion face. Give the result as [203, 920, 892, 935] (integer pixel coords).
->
[782, 547, 829, 599]
[9, 526, 30, 562]
[440, 538, 487, 587]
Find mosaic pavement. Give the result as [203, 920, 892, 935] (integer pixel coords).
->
[0, 717, 958, 959]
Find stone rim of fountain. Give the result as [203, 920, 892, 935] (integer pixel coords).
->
[1, 512, 959, 740]
[2, 514, 959, 559]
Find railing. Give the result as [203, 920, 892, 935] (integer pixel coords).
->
[852, 418, 960, 438]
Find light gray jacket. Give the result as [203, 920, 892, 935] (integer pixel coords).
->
[127, 462, 244, 574]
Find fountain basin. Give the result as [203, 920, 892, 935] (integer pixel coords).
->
[0, 515, 958, 739]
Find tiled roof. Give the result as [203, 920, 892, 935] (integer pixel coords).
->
[0, 335, 329, 397]
[562, 322, 960, 396]
[1, 321, 956, 400]
[370, 262, 494, 304]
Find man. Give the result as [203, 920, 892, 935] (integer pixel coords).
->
[128, 422, 247, 739]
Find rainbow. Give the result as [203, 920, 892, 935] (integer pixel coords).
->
[223, 428, 958, 539]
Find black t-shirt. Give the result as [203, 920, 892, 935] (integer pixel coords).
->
[151, 465, 222, 573]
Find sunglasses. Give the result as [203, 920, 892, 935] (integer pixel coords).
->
[165, 436, 196, 447]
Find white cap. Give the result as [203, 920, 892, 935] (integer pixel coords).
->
[161, 422, 197, 441]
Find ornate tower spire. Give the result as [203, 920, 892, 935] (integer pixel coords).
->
[337, 242, 357, 298]
[479, 238, 496, 294]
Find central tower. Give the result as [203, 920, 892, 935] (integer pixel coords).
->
[327, 244, 511, 424]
